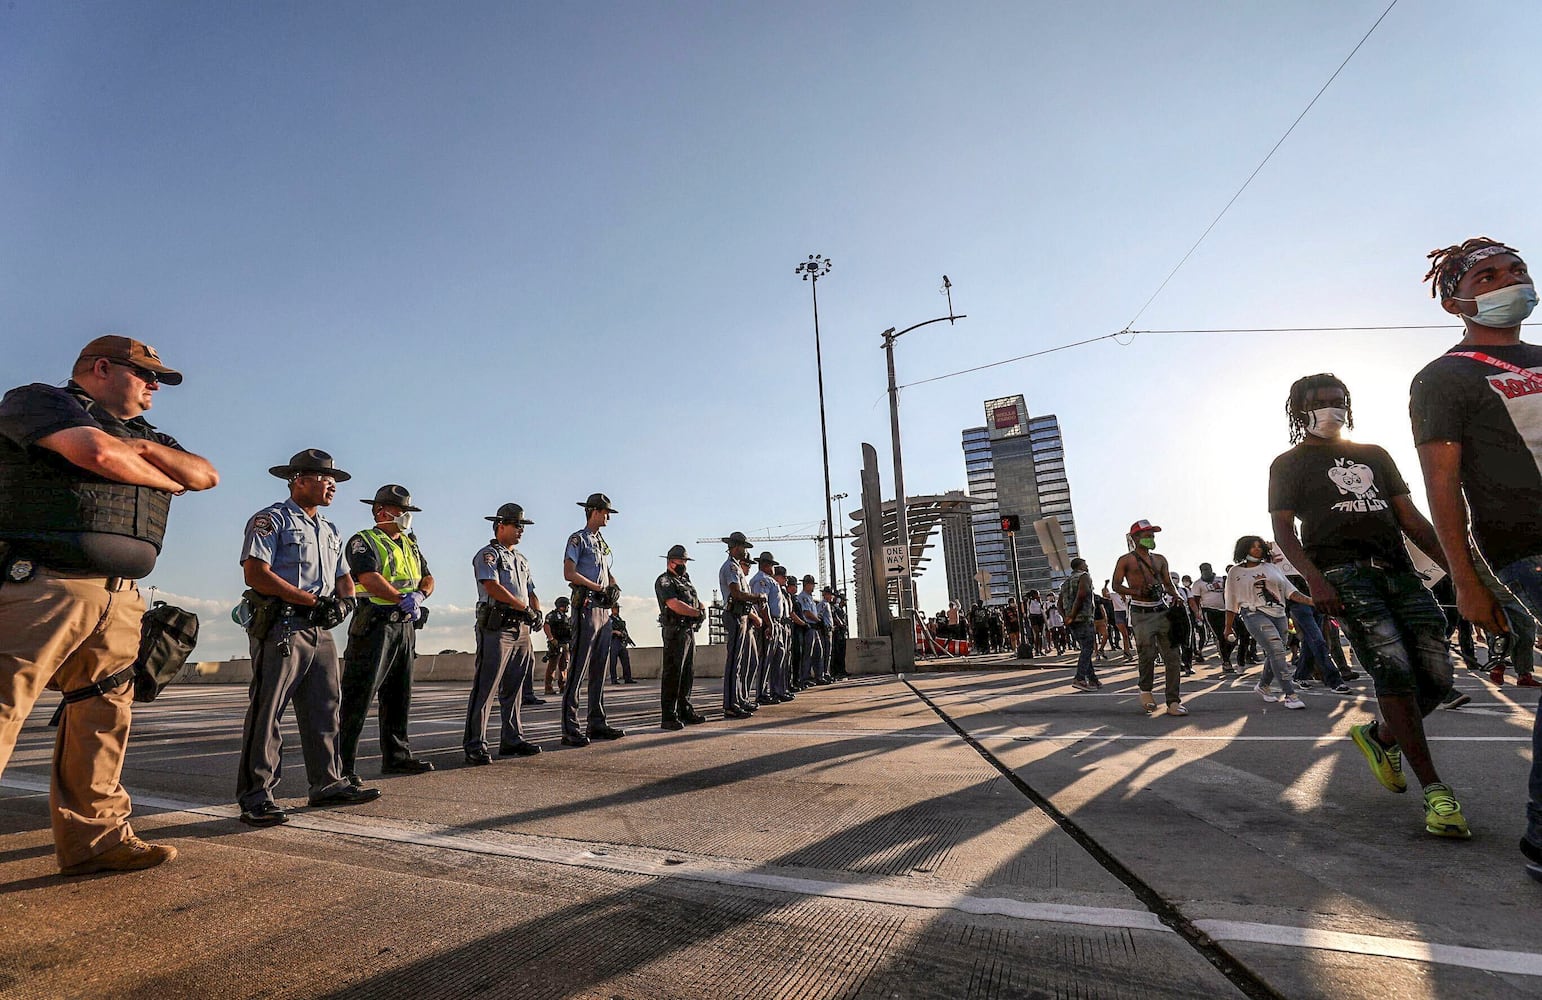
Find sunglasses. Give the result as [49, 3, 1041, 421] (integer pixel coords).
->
[103, 358, 161, 385]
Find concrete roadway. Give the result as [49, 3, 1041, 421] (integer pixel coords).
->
[0, 651, 1537, 999]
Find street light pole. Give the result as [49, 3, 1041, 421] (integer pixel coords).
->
[881, 293, 965, 618]
[795, 254, 839, 590]
[832, 492, 849, 596]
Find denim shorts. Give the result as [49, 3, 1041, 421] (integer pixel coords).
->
[1323, 564, 1451, 711]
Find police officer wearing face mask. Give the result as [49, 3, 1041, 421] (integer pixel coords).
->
[339, 485, 436, 784]
[562, 493, 625, 746]
[464, 503, 543, 764]
[656, 545, 707, 730]
[237, 450, 380, 827]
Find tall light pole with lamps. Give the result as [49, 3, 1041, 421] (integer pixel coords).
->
[881, 276, 965, 617]
[795, 254, 839, 590]
[831, 492, 849, 596]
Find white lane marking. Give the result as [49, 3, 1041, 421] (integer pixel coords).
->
[1195, 920, 1542, 977]
[0, 774, 1164, 934]
[976, 734, 1532, 743]
[7, 782, 1542, 977]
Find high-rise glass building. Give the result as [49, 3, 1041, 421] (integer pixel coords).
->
[959, 395, 1079, 600]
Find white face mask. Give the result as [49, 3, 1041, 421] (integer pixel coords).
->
[392, 512, 413, 532]
[1306, 407, 1347, 438]
[1453, 283, 1538, 328]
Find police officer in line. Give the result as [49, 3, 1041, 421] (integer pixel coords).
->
[607, 606, 637, 684]
[338, 484, 436, 783]
[561, 493, 625, 746]
[779, 566, 805, 691]
[655, 544, 708, 730]
[718, 531, 766, 719]
[749, 552, 791, 704]
[237, 450, 380, 827]
[794, 574, 828, 686]
[819, 586, 839, 683]
[542, 597, 572, 694]
[738, 547, 766, 706]
[829, 590, 850, 680]
[0, 336, 217, 875]
[464, 503, 543, 765]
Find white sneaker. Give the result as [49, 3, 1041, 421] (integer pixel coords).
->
[1254, 684, 1278, 703]
[1282, 696, 1306, 710]
[1165, 702, 1189, 717]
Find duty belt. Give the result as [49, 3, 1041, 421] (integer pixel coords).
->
[1325, 557, 1402, 573]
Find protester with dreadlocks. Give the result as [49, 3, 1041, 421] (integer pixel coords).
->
[1410, 237, 1542, 874]
[1268, 372, 1470, 839]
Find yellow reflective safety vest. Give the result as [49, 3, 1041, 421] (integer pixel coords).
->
[353, 527, 424, 605]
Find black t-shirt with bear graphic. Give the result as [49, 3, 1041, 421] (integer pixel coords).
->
[1268, 440, 1411, 571]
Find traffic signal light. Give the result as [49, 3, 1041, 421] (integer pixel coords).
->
[1000, 515, 1021, 532]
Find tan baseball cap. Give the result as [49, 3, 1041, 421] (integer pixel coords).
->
[76, 335, 184, 385]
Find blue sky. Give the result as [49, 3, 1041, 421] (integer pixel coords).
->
[4, 2, 1537, 657]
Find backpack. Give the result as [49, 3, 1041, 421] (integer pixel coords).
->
[50, 601, 200, 726]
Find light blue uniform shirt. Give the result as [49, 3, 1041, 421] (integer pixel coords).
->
[241, 499, 346, 597]
[473, 540, 535, 606]
[719, 556, 746, 605]
[818, 598, 834, 628]
[564, 527, 612, 588]
[749, 570, 782, 618]
[795, 590, 821, 623]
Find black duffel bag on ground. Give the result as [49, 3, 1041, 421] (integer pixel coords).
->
[49, 601, 200, 726]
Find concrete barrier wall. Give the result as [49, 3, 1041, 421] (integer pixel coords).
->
[178, 635, 897, 685]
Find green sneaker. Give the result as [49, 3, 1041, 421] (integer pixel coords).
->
[1351, 722, 1407, 793]
[1423, 783, 1472, 839]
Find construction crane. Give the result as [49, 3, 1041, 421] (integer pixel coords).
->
[695, 523, 844, 584]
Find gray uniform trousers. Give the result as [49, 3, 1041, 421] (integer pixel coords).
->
[562, 602, 612, 737]
[464, 623, 533, 753]
[799, 626, 824, 685]
[236, 623, 351, 810]
[745, 624, 765, 701]
[762, 622, 789, 698]
[660, 624, 696, 723]
[722, 612, 752, 712]
[817, 629, 832, 682]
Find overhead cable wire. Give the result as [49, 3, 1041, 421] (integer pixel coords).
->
[1119, 0, 1401, 332]
[896, 320, 1537, 389]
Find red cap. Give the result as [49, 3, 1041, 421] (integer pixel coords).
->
[1128, 519, 1162, 535]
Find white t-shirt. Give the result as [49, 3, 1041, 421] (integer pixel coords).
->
[1106, 590, 1128, 613]
[1046, 607, 1064, 627]
[1191, 575, 1226, 611]
[1224, 562, 1299, 615]
[1027, 598, 1044, 616]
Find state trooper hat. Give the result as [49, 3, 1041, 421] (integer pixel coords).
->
[579, 492, 618, 513]
[722, 531, 753, 549]
[801, 574, 816, 584]
[269, 448, 351, 482]
[756, 550, 776, 565]
[773, 565, 788, 577]
[662, 544, 692, 561]
[486, 502, 534, 525]
[822, 585, 836, 595]
[361, 484, 421, 511]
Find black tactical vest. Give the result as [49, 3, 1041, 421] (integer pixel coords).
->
[0, 398, 171, 550]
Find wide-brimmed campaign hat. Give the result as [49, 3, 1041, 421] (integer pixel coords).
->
[486, 502, 534, 525]
[662, 544, 692, 561]
[773, 565, 788, 577]
[361, 484, 420, 511]
[801, 574, 817, 584]
[755, 550, 776, 565]
[77, 335, 184, 386]
[578, 493, 618, 513]
[269, 449, 351, 482]
[722, 531, 753, 548]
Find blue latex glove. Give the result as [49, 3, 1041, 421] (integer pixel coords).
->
[398, 592, 424, 621]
